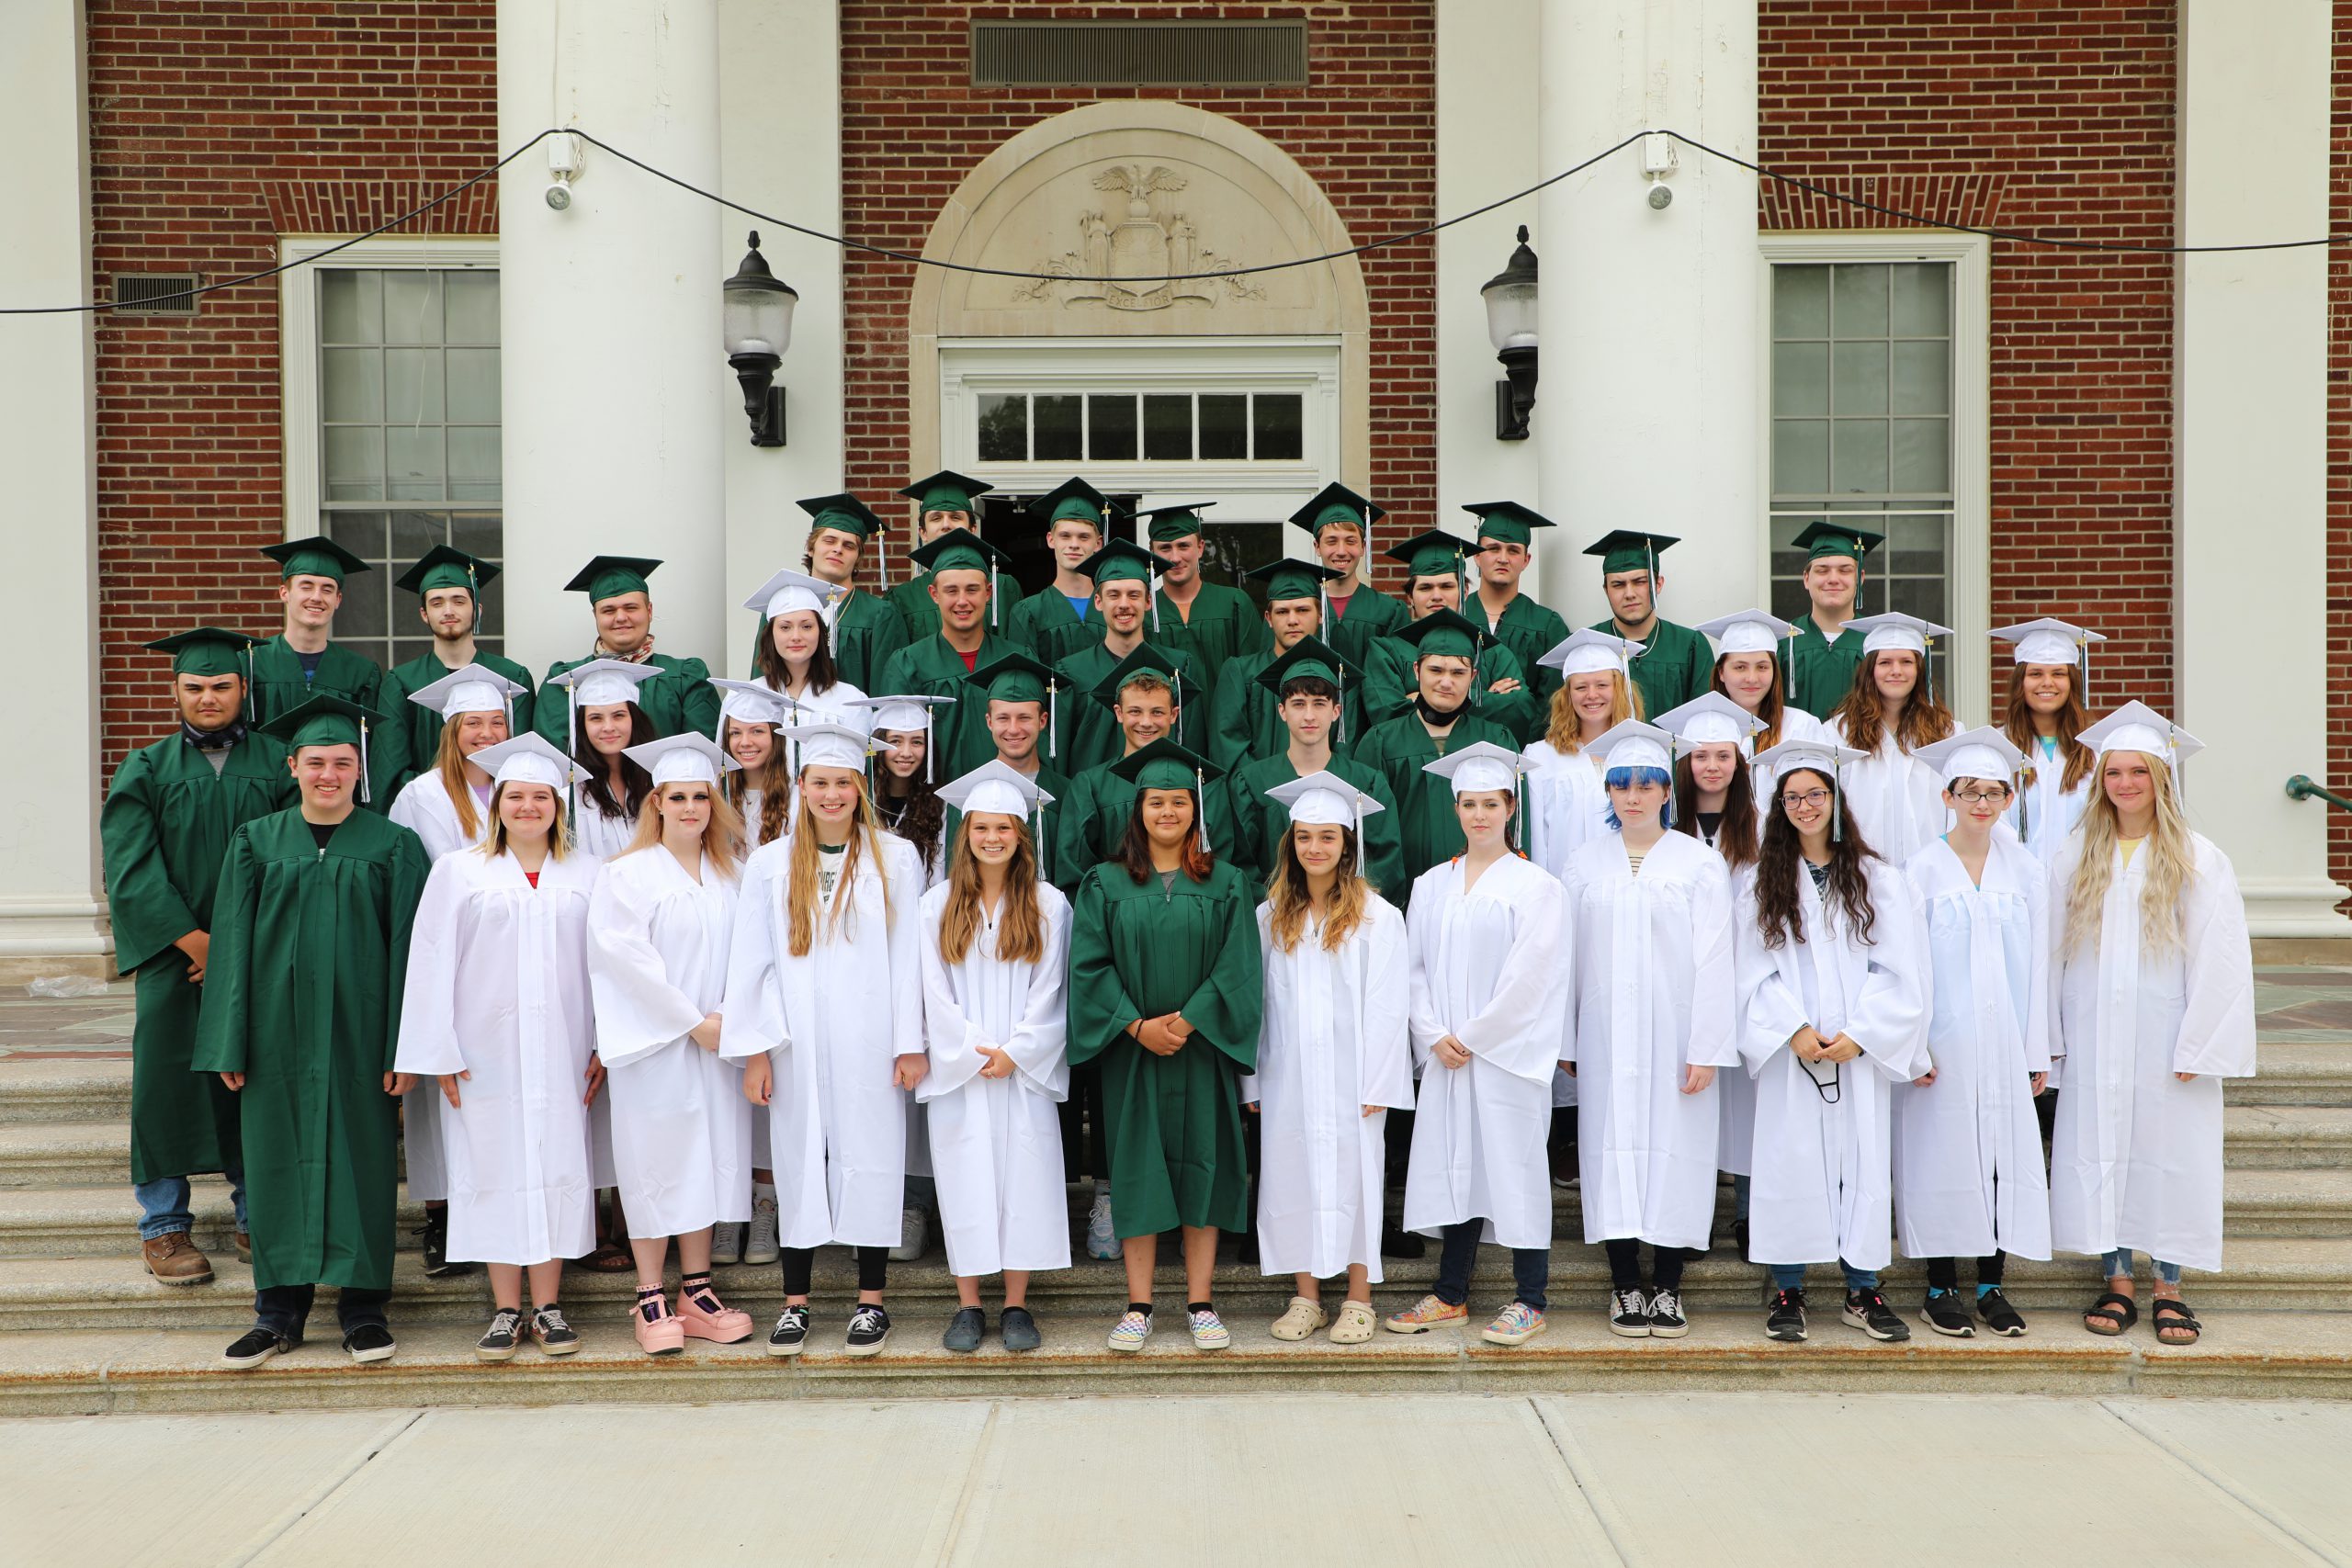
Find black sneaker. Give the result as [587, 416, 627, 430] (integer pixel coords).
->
[1000, 1305, 1042, 1352]
[476, 1307, 524, 1362]
[1922, 1289, 1975, 1337]
[767, 1304, 810, 1358]
[1645, 1288, 1689, 1338]
[1844, 1288, 1911, 1342]
[1765, 1288, 1807, 1342]
[1608, 1286, 1650, 1337]
[943, 1305, 985, 1353]
[418, 1209, 474, 1279]
[343, 1324, 396, 1363]
[844, 1303, 890, 1356]
[222, 1327, 292, 1370]
[1976, 1287, 2029, 1337]
[530, 1305, 581, 1357]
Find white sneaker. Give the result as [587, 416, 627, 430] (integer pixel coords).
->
[889, 1205, 927, 1262]
[1085, 1189, 1119, 1261]
[708, 1221, 744, 1266]
[744, 1192, 779, 1266]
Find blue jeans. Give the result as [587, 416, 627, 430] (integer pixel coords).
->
[1770, 1259, 1878, 1293]
[1433, 1221, 1549, 1313]
[134, 1171, 246, 1242]
[2102, 1247, 2183, 1286]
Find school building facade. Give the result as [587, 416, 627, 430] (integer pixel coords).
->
[6, 0, 2347, 960]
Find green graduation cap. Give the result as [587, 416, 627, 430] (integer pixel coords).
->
[1108, 736, 1225, 792]
[898, 470, 993, 517]
[910, 526, 1013, 579]
[797, 492, 884, 541]
[144, 626, 257, 680]
[1288, 481, 1385, 536]
[1256, 635, 1355, 698]
[1244, 556, 1345, 606]
[257, 693, 390, 802]
[1460, 501, 1556, 549]
[1028, 477, 1114, 529]
[394, 544, 500, 598]
[1135, 502, 1215, 545]
[262, 535, 368, 584]
[1384, 528, 1477, 582]
[1791, 520, 1884, 563]
[1396, 606, 1495, 664]
[1583, 529, 1680, 580]
[1089, 645, 1200, 714]
[562, 555, 662, 604]
[969, 649, 1068, 760]
[1077, 536, 1159, 588]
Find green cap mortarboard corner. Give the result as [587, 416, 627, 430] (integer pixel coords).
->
[1459, 500, 1556, 549]
[1135, 502, 1214, 545]
[562, 555, 662, 604]
[1077, 537, 1159, 588]
[910, 527, 1014, 580]
[262, 535, 369, 585]
[1244, 557, 1345, 606]
[394, 544, 500, 598]
[1395, 606, 1494, 664]
[797, 492, 884, 541]
[1108, 736, 1226, 851]
[1582, 529, 1680, 579]
[1288, 481, 1385, 536]
[898, 469, 994, 517]
[1029, 477, 1114, 529]
[257, 693, 390, 802]
[1090, 645, 1199, 714]
[1383, 528, 1476, 582]
[969, 649, 1067, 760]
[1790, 520, 1885, 563]
[144, 626, 256, 681]
[1255, 635, 1354, 699]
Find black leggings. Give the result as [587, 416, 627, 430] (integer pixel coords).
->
[1604, 1238, 1691, 1293]
[781, 1245, 888, 1297]
[1926, 1252, 2007, 1292]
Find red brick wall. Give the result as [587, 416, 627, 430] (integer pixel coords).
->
[2328, 1, 2352, 896]
[88, 0, 497, 772]
[1758, 1, 2179, 714]
[836, 0, 1437, 592]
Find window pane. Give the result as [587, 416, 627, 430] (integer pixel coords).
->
[1088, 394, 1136, 460]
[1830, 264, 1889, 337]
[1831, 419, 1890, 492]
[977, 394, 1027, 461]
[1253, 394, 1303, 460]
[1891, 263, 1951, 337]
[322, 348, 382, 423]
[387, 427, 446, 502]
[1773, 265, 1829, 338]
[1892, 419, 1951, 492]
[445, 271, 499, 343]
[1889, 575, 1948, 623]
[381, 272, 443, 344]
[1144, 395, 1192, 460]
[334, 575, 389, 640]
[324, 427, 384, 500]
[449, 511, 502, 561]
[446, 347, 501, 423]
[1771, 419, 1828, 493]
[1033, 395, 1082, 462]
[1831, 341, 1888, 417]
[448, 427, 502, 501]
[1771, 343, 1828, 417]
[320, 271, 380, 343]
[385, 347, 445, 423]
[1891, 340, 1950, 416]
[1199, 394, 1247, 460]
[326, 512, 389, 560]
[1887, 512, 1947, 573]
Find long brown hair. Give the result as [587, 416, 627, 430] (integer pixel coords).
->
[1673, 750, 1759, 870]
[936, 814, 1046, 966]
[2001, 663, 2096, 795]
[433, 715, 503, 841]
[1265, 824, 1371, 953]
[756, 612, 841, 697]
[573, 703, 656, 820]
[619, 779, 745, 879]
[1711, 655, 1790, 753]
[721, 718, 795, 848]
[479, 783, 571, 862]
[1544, 669, 1642, 752]
[784, 775, 895, 957]
[1117, 789, 1214, 885]
[2064, 753, 2195, 957]
[1830, 649, 1956, 754]
[1751, 769, 1880, 950]
[874, 743, 948, 877]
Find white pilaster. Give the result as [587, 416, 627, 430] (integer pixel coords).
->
[0, 0, 107, 965]
[2174, 0, 2347, 935]
[1535, 0, 1758, 627]
[498, 0, 727, 673]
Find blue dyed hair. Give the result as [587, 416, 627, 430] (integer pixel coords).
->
[1603, 765, 1676, 831]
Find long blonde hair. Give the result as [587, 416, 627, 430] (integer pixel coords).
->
[936, 814, 1046, 966]
[1545, 670, 1643, 753]
[619, 779, 745, 879]
[1265, 823, 1372, 953]
[479, 782, 570, 861]
[434, 716, 502, 841]
[784, 774, 894, 957]
[2064, 753, 2195, 957]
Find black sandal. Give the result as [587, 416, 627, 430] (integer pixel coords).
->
[2150, 1299, 2201, 1346]
[2083, 1291, 2138, 1337]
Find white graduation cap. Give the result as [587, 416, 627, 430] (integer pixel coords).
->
[1916, 725, 2028, 787]
[742, 566, 845, 626]
[1752, 736, 1871, 841]
[1537, 627, 1645, 678]
[1847, 611, 1954, 658]
[1587, 718, 1676, 774]
[549, 658, 662, 761]
[842, 694, 956, 784]
[1656, 692, 1768, 757]
[2077, 701, 2203, 771]
[624, 731, 740, 789]
[1265, 767, 1385, 846]
[404, 663, 526, 724]
[1991, 617, 2107, 705]
[1422, 739, 1525, 796]
[782, 719, 887, 775]
[937, 759, 1055, 857]
[1695, 607, 1797, 658]
[470, 732, 590, 792]
[707, 677, 791, 742]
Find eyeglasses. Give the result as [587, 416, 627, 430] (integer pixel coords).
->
[1781, 789, 1830, 809]
[1952, 787, 2011, 806]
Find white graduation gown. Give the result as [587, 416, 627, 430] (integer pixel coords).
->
[2048, 832, 2256, 1273]
[1241, 898, 1415, 1281]
[1402, 854, 1571, 1249]
[388, 771, 492, 863]
[914, 880, 1072, 1278]
[1734, 858, 1930, 1269]
[393, 850, 600, 1266]
[1893, 835, 2053, 1262]
[585, 846, 753, 1238]
[720, 830, 925, 1250]
[384, 772, 492, 1201]
[1522, 740, 1607, 1111]
[2015, 738, 2092, 876]
[1831, 721, 1948, 866]
[572, 789, 639, 860]
[1563, 832, 1739, 1251]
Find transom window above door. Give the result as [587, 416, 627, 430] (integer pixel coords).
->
[976, 390, 1306, 463]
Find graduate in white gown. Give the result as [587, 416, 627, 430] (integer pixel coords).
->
[918, 761, 1070, 1355]
[1563, 720, 1738, 1340]
[549, 658, 662, 861]
[1736, 737, 1930, 1345]
[1388, 742, 1570, 1348]
[743, 566, 869, 776]
[1894, 728, 2053, 1340]
[1692, 609, 1834, 803]
[587, 732, 757, 1357]
[1243, 772, 1413, 1347]
[1991, 618, 2107, 875]
[393, 734, 600, 1362]
[848, 694, 956, 890]
[2051, 704, 2255, 1348]
[1826, 613, 1958, 867]
[722, 721, 927, 1359]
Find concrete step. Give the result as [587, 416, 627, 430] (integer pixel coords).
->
[0, 1059, 130, 1126]
[2223, 1106, 2352, 1169]
[8, 1306, 2352, 1417]
[2226, 1042, 2352, 1108]
[2224, 1168, 2352, 1238]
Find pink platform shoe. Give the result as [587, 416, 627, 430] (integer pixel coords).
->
[675, 1276, 754, 1344]
[632, 1288, 686, 1356]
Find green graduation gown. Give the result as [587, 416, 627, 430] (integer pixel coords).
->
[1217, 750, 1408, 906]
[99, 732, 296, 1184]
[1004, 585, 1102, 668]
[1321, 585, 1410, 672]
[1786, 614, 1865, 719]
[1205, 645, 1369, 772]
[247, 637, 382, 731]
[876, 629, 1032, 780]
[533, 650, 720, 748]
[888, 570, 1030, 645]
[191, 809, 429, 1292]
[944, 762, 1069, 887]
[1051, 764, 1138, 896]
[1466, 592, 1571, 704]
[1048, 640, 1204, 778]
[1359, 635, 1544, 745]
[1594, 615, 1713, 721]
[1148, 583, 1272, 694]
[1350, 709, 1524, 882]
[1066, 859, 1264, 1237]
[370, 649, 537, 802]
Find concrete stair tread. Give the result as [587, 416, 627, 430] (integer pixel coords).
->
[0, 1059, 130, 1125]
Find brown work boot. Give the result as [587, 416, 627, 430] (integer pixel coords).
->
[141, 1231, 214, 1286]
[233, 1229, 252, 1265]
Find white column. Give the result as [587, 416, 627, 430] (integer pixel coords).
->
[498, 0, 727, 674]
[1535, 0, 1758, 627]
[2174, 0, 2347, 936]
[0, 0, 107, 969]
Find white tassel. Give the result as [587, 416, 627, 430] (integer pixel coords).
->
[1196, 768, 1209, 854]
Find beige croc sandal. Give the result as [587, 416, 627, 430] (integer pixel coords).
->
[1269, 1296, 1329, 1341]
[1329, 1301, 1378, 1344]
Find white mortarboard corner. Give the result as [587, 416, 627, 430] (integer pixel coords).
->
[784, 720, 886, 774]
[843, 694, 956, 783]
[404, 663, 526, 721]
[1915, 726, 2029, 786]
[1751, 736, 1871, 840]
[1694, 608, 1796, 657]
[1586, 718, 1675, 773]
[937, 758, 1055, 820]
[1846, 611, 1955, 658]
[1990, 617, 2106, 668]
[1537, 626, 1645, 678]
[1422, 740, 1525, 796]
[2077, 701, 2205, 769]
[550, 657, 662, 757]
[625, 732, 740, 787]
[707, 677, 792, 742]
[743, 566, 845, 625]
[1264, 770, 1386, 840]
[470, 733, 590, 792]
[1656, 692, 1767, 755]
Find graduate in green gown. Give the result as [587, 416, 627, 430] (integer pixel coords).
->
[888, 471, 1027, 642]
[246, 536, 383, 731]
[1066, 739, 1263, 1352]
[1290, 481, 1408, 671]
[1349, 610, 1524, 881]
[1135, 502, 1272, 692]
[193, 694, 431, 1369]
[101, 628, 296, 1281]
[371, 546, 537, 802]
[1217, 641, 1408, 905]
[1459, 502, 1572, 706]
[744, 494, 909, 693]
[1583, 528, 1712, 719]
[1208, 558, 1359, 770]
[1360, 530, 1544, 742]
[534, 555, 719, 745]
[1783, 521, 1884, 719]
[1050, 538, 1202, 776]
[875, 528, 1030, 781]
[1054, 648, 1204, 894]
[1004, 478, 1114, 667]
[952, 652, 1071, 886]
